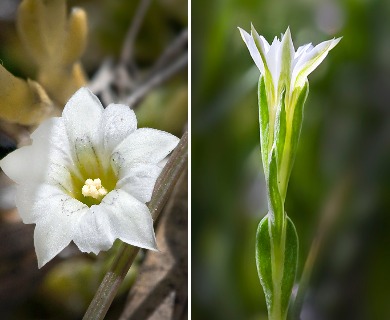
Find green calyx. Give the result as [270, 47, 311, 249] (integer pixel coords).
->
[258, 75, 309, 203]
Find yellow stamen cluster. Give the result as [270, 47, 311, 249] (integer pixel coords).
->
[81, 178, 108, 199]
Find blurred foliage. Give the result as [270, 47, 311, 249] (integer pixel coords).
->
[17, 0, 88, 106]
[193, 0, 390, 319]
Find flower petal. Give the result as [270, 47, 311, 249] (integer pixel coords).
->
[100, 103, 137, 155]
[238, 27, 265, 74]
[31, 189, 88, 268]
[116, 163, 162, 203]
[0, 146, 44, 184]
[266, 36, 282, 89]
[62, 87, 104, 145]
[62, 88, 105, 173]
[111, 128, 179, 172]
[16, 184, 62, 223]
[72, 205, 114, 254]
[292, 37, 341, 88]
[74, 189, 157, 254]
[0, 118, 78, 186]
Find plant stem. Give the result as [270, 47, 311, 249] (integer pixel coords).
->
[83, 132, 188, 320]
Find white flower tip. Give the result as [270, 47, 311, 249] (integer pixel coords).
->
[238, 26, 250, 43]
[283, 26, 292, 40]
[250, 23, 258, 37]
[331, 36, 342, 49]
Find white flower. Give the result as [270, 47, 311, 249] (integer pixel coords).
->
[0, 87, 179, 268]
[239, 25, 341, 106]
[239, 26, 341, 199]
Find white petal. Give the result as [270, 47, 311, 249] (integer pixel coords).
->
[62, 88, 104, 167]
[31, 118, 73, 167]
[100, 103, 137, 155]
[266, 36, 282, 91]
[32, 190, 88, 267]
[251, 24, 271, 54]
[63, 88, 103, 144]
[0, 146, 44, 184]
[294, 43, 313, 61]
[74, 189, 157, 254]
[238, 27, 265, 74]
[16, 184, 62, 223]
[73, 205, 114, 254]
[292, 37, 341, 88]
[116, 163, 162, 203]
[1, 118, 78, 186]
[111, 128, 179, 172]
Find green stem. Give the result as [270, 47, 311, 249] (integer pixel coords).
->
[83, 132, 188, 320]
[270, 217, 287, 320]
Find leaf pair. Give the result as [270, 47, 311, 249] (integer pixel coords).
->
[256, 215, 298, 320]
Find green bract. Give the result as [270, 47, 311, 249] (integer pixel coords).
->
[239, 25, 341, 320]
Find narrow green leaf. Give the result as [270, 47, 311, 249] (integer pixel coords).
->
[258, 76, 270, 174]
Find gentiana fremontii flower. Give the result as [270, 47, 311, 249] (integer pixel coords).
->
[239, 25, 341, 197]
[0, 88, 179, 268]
[238, 25, 341, 320]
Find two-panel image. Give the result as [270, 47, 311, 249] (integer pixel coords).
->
[0, 0, 388, 319]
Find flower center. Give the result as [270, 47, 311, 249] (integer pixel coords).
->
[82, 178, 108, 200]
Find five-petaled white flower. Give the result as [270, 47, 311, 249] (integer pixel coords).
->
[0, 88, 179, 268]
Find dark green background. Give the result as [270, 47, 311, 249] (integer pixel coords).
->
[192, 0, 390, 319]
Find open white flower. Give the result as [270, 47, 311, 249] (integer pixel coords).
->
[0, 87, 179, 268]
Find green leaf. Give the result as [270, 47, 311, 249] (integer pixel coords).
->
[256, 215, 299, 320]
[258, 76, 270, 174]
[256, 215, 274, 311]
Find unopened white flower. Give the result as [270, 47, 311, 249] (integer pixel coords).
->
[239, 25, 341, 107]
[0, 87, 179, 268]
[239, 25, 341, 199]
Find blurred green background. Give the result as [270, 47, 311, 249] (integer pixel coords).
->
[192, 0, 390, 319]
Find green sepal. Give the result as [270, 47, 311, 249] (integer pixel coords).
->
[258, 75, 270, 174]
[256, 215, 299, 320]
[286, 82, 309, 181]
[267, 147, 284, 235]
[274, 88, 287, 170]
